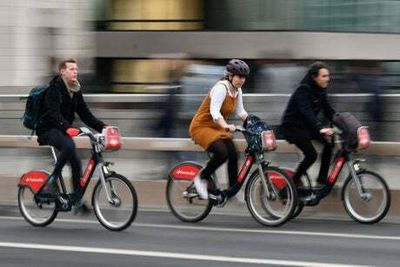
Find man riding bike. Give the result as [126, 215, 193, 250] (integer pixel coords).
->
[36, 58, 107, 213]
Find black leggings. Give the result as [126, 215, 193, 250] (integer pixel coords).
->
[201, 139, 239, 198]
[38, 128, 82, 194]
[292, 138, 332, 184]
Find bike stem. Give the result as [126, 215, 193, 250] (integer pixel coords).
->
[50, 146, 57, 164]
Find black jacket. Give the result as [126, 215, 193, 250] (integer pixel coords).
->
[36, 76, 105, 135]
[280, 78, 336, 140]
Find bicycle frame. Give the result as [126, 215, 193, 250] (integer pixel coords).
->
[19, 131, 117, 205]
[170, 150, 287, 201]
[291, 143, 368, 201]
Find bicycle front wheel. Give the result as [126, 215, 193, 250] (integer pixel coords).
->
[342, 170, 390, 224]
[166, 177, 213, 223]
[92, 173, 138, 231]
[18, 186, 58, 227]
[246, 166, 297, 227]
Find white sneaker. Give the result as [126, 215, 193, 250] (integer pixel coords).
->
[193, 175, 208, 199]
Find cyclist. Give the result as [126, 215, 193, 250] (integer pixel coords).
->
[36, 58, 107, 212]
[189, 59, 249, 205]
[280, 61, 336, 189]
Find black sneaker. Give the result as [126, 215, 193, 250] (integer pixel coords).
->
[312, 183, 326, 191]
[209, 191, 228, 208]
[216, 193, 228, 208]
[72, 200, 91, 216]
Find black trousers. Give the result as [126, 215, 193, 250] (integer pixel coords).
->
[201, 139, 239, 198]
[291, 137, 332, 184]
[38, 128, 82, 194]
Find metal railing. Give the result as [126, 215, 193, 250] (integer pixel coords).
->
[0, 135, 399, 156]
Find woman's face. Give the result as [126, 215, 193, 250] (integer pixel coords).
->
[313, 68, 330, 88]
[230, 75, 246, 89]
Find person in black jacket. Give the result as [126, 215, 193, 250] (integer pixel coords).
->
[280, 62, 336, 188]
[37, 58, 106, 210]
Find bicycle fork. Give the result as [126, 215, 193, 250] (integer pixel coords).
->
[346, 159, 371, 201]
[98, 163, 119, 205]
[256, 161, 278, 200]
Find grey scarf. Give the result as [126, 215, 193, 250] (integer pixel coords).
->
[62, 77, 81, 93]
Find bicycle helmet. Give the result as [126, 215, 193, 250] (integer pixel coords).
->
[226, 59, 250, 77]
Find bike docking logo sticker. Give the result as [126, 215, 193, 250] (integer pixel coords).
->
[171, 164, 200, 180]
[19, 171, 48, 193]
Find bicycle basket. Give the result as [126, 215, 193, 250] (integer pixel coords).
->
[333, 112, 370, 151]
[244, 115, 275, 153]
[101, 126, 122, 151]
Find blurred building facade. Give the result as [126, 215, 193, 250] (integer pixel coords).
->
[0, 0, 97, 92]
[93, 0, 400, 94]
[2, 0, 400, 93]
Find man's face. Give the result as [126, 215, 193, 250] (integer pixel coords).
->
[314, 68, 330, 89]
[61, 62, 78, 84]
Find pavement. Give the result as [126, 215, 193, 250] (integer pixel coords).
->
[1, 210, 400, 266]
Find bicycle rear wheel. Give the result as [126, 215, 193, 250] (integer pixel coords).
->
[166, 176, 213, 223]
[18, 186, 58, 227]
[246, 166, 297, 227]
[342, 170, 390, 224]
[92, 173, 138, 231]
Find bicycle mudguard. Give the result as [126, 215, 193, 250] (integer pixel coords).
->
[281, 168, 295, 179]
[169, 161, 203, 180]
[267, 169, 288, 190]
[19, 170, 49, 193]
[280, 167, 310, 188]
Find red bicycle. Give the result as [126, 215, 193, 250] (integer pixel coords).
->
[284, 126, 391, 224]
[166, 124, 298, 227]
[18, 126, 138, 231]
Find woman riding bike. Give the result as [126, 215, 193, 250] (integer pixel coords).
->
[280, 61, 336, 192]
[189, 59, 249, 205]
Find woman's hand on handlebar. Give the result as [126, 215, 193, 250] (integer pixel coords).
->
[320, 127, 335, 136]
[225, 124, 236, 132]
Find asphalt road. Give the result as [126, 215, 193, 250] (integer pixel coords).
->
[0, 207, 399, 267]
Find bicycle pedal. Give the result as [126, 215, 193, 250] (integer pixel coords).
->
[209, 193, 227, 208]
[56, 195, 72, 212]
[183, 191, 198, 198]
[301, 194, 320, 206]
[35, 193, 57, 202]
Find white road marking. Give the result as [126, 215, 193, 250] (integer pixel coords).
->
[0, 241, 370, 267]
[1, 215, 399, 241]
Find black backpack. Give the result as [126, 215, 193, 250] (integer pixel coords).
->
[332, 112, 363, 150]
[22, 86, 48, 132]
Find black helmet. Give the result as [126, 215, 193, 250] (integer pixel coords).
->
[226, 59, 250, 77]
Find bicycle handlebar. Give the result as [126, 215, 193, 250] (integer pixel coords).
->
[224, 125, 259, 135]
[79, 127, 98, 142]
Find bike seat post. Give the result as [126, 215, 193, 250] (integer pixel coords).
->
[50, 146, 58, 164]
